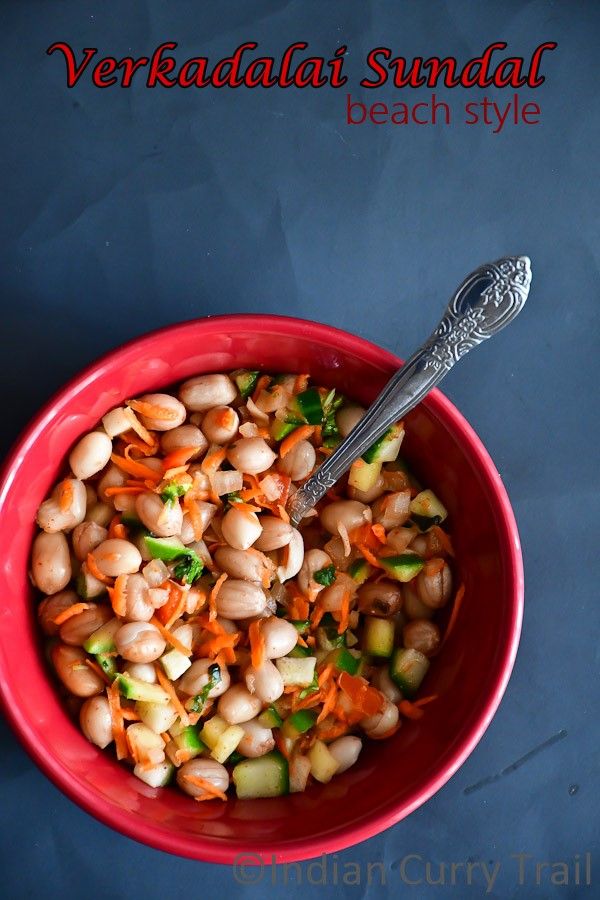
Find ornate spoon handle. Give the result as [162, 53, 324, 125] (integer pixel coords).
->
[288, 255, 532, 527]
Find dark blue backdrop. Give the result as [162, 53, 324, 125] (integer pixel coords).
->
[2, 2, 598, 898]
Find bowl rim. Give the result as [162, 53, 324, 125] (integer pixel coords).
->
[0, 313, 524, 864]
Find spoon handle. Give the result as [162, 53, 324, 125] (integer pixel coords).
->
[288, 255, 532, 527]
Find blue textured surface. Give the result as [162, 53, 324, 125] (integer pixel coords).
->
[1, 2, 599, 898]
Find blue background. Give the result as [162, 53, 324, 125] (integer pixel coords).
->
[1, 1, 598, 898]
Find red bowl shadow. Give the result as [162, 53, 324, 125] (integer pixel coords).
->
[0, 315, 523, 863]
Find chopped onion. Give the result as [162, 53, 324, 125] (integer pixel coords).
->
[245, 397, 269, 422]
[142, 558, 170, 587]
[258, 474, 281, 502]
[210, 469, 243, 497]
[188, 539, 213, 568]
[239, 421, 259, 438]
[337, 521, 351, 558]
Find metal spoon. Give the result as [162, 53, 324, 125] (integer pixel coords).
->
[288, 255, 532, 527]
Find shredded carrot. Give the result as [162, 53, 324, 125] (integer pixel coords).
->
[293, 373, 310, 394]
[371, 524, 387, 544]
[296, 634, 308, 648]
[107, 681, 128, 759]
[121, 708, 141, 721]
[310, 600, 326, 630]
[277, 503, 290, 523]
[251, 374, 271, 403]
[84, 657, 111, 685]
[209, 572, 228, 621]
[424, 557, 445, 577]
[183, 494, 204, 541]
[194, 632, 239, 659]
[316, 721, 349, 741]
[108, 515, 127, 540]
[398, 700, 425, 721]
[107, 573, 128, 617]
[52, 602, 90, 625]
[122, 410, 157, 448]
[110, 453, 161, 483]
[338, 671, 384, 717]
[86, 553, 114, 585]
[201, 447, 227, 474]
[348, 523, 381, 550]
[155, 665, 189, 726]
[438, 583, 465, 650]
[230, 501, 261, 515]
[431, 525, 455, 557]
[313, 425, 322, 446]
[182, 774, 228, 802]
[280, 425, 315, 458]
[249, 620, 265, 669]
[317, 681, 338, 724]
[150, 617, 192, 656]
[58, 479, 74, 513]
[288, 593, 309, 620]
[413, 694, 439, 708]
[103, 484, 146, 496]
[337, 590, 351, 634]
[162, 446, 199, 471]
[357, 543, 384, 569]
[274, 731, 290, 759]
[153, 582, 185, 628]
[127, 398, 179, 422]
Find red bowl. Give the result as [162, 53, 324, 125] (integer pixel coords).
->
[0, 315, 523, 863]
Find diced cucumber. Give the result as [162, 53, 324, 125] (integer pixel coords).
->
[270, 419, 298, 441]
[327, 646, 361, 675]
[409, 490, 448, 527]
[126, 722, 165, 758]
[275, 656, 317, 687]
[199, 715, 229, 750]
[316, 623, 346, 652]
[291, 387, 323, 424]
[389, 648, 430, 698]
[282, 709, 317, 740]
[288, 644, 312, 658]
[75, 569, 106, 600]
[363, 616, 395, 658]
[96, 652, 117, 679]
[133, 760, 174, 788]
[173, 725, 206, 757]
[227, 751, 245, 765]
[348, 459, 382, 493]
[83, 618, 120, 655]
[348, 558, 373, 585]
[362, 423, 404, 464]
[160, 648, 192, 682]
[136, 700, 178, 734]
[144, 535, 186, 561]
[233, 369, 260, 399]
[168, 718, 188, 738]
[233, 751, 289, 798]
[257, 706, 283, 729]
[379, 553, 424, 582]
[289, 755, 311, 793]
[211, 724, 245, 763]
[308, 739, 340, 784]
[116, 672, 170, 704]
